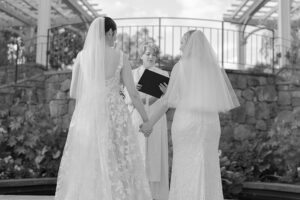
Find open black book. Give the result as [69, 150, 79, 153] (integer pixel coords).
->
[137, 69, 169, 98]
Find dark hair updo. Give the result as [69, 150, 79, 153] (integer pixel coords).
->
[104, 17, 117, 33]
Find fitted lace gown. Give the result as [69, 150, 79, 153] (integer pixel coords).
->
[162, 63, 224, 200]
[55, 52, 152, 200]
[105, 58, 152, 199]
[169, 110, 223, 200]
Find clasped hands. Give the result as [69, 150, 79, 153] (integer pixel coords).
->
[139, 121, 153, 137]
[136, 83, 168, 94]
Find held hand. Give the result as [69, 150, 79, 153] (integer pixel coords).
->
[159, 82, 168, 94]
[136, 84, 142, 91]
[139, 122, 153, 137]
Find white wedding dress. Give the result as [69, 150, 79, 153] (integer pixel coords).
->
[54, 17, 152, 200]
[155, 31, 240, 200]
[164, 64, 224, 200]
[170, 109, 223, 200]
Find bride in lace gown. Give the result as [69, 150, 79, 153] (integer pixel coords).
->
[54, 17, 152, 200]
[140, 30, 240, 200]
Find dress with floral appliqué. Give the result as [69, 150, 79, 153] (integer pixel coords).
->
[105, 53, 152, 200]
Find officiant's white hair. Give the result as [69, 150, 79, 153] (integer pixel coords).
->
[139, 41, 160, 57]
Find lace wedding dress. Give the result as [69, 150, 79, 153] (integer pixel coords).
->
[54, 17, 152, 200]
[105, 53, 152, 199]
[154, 30, 240, 200]
[55, 52, 152, 200]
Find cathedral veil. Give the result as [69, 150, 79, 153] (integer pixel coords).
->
[55, 17, 113, 200]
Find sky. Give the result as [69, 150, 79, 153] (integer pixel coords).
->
[90, 0, 235, 20]
[86, 0, 272, 69]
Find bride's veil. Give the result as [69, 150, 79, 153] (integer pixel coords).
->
[55, 17, 113, 199]
[177, 30, 240, 112]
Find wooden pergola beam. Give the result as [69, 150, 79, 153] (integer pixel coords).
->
[51, 17, 85, 27]
[231, 3, 274, 9]
[232, 0, 250, 19]
[223, 17, 276, 29]
[62, 0, 93, 22]
[0, 1, 35, 26]
[22, 0, 38, 11]
[238, 0, 271, 24]
[51, 3, 70, 19]
[24, 0, 73, 25]
[3, 0, 37, 20]
[80, 0, 100, 17]
[261, 5, 278, 21]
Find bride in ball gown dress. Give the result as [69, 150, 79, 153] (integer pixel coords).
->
[54, 17, 152, 200]
[140, 30, 240, 200]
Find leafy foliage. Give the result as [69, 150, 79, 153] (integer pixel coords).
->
[267, 109, 300, 183]
[48, 27, 84, 70]
[219, 125, 277, 198]
[0, 92, 67, 179]
[220, 107, 300, 198]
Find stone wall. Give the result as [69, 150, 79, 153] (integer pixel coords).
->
[44, 71, 74, 130]
[3, 68, 300, 181]
[1, 69, 300, 156]
[219, 70, 278, 142]
[0, 74, 46, 117]
[0, 64, 44, 85]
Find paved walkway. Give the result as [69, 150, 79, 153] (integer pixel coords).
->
[0, 196, 53, 200]
[0, 196, 235, 200]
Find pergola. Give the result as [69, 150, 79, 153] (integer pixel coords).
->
[223, 0, 299, 68]
[0, 0, 102, 65]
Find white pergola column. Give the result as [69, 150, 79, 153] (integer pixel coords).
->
[36, 0, 51, 66]
[237, 25, 246, 69]
[278, 0, 291, 67]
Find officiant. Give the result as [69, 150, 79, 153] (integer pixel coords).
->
[124, 42, 169, 200]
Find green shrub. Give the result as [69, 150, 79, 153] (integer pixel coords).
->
[0, 100, 67, 179]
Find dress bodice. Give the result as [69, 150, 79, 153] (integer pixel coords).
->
[105, 51, 124, 100]
[106, 67, 122, 94]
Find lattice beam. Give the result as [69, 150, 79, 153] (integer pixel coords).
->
[232, 0, 251, 19]
[80, 0, 100, 17]
[0, 1, 35, 25]
[62, 0, 93, 22]
[0, 0, 101, 28]
[261, 5, 278, 21]
[238, 0, 271, 24]
[51, 3, 70, 19]
[3, 0, 37, 20]
[223, 17, 276, 29]
[51, 16, 84, 27]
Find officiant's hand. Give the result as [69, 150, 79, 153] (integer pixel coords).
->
[136, 84, 142, 91]
[139, 122, 153, 137]
[159, 82, 168, 94]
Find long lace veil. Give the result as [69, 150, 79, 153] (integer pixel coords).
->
[166, 30, 240, 113]
[55, 17, 112, 200]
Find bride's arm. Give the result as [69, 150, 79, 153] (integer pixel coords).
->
[122, 55, 149, 122]
[140, 98, 168, 135]
[140, 64, 179, 135]
[70, 53, 80, 99]
[150, 99, 169, 126]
